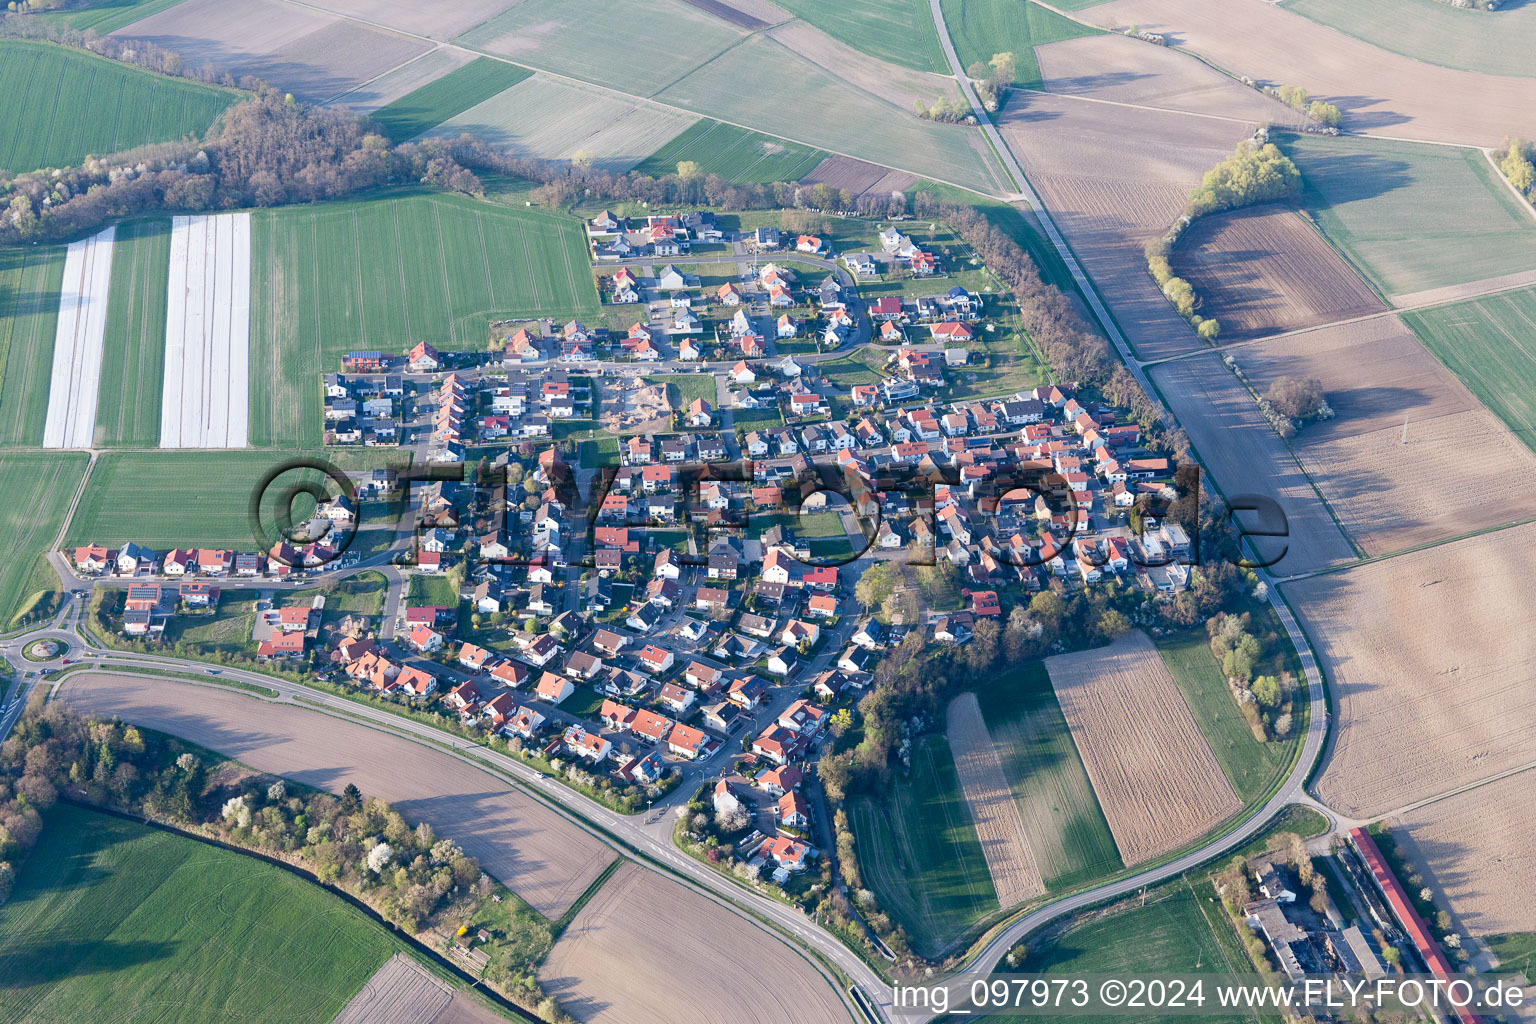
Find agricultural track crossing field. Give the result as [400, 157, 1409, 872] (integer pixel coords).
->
[0, 803, 408, 1024]
[945, 693, 1046, 908]
[0, 452, 87, 626]
[58, 672, 616, 918]
[96, 219, 171, 447]
[1285, 135, 1536, 302]
[941, 0, 1102, 91]
[850, 734, 998, 956]
[1044, 631, 1242, 866]
[1403, 285, 1536, 455]
[970, 662, 1123, 891]
[248, 193, 597, 447]
[632, 119, 827, 184]
[0, 245, 64, 446]
[1284, 523, 1536, 819]
[773, 0, 947, 73]
[539, 861, 855, 1024]
[367, 57, 532, 142]
[0, 41, 237, 175]
[1282, 0, 1536, 79]
[42, 226, 115, 450]
[161, 213, 251, 449]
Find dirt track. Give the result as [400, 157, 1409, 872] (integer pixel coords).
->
[945, 694, 1045, 908]
[539, 862, 853, 1023]
[1044, 632, 1241, 866]
[57, 672, 612, 920]
[1285, 525, 1536, 818]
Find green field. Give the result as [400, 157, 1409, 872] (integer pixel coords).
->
[850, 734, 999, 955]
[63, 450, 400, 549]
[166, 593, 259, 654]
[0, 41, 238, 174]
[249, 191, 599, 446]
[0, 452, 88, 626]
[1486, 933, 1536, 978]
[1283, 135, 1536, 299]
[773, 0, 947, 73]
[36, 0, 189, 32]
[941, 0, 1103, 90]
[1403, 286, 1536, 455]
[408, 572, 461, 608]
[370, 58, 533, 142]
[1283, 0, 1536, 78]
[0, 804, 404, 1024]
[0, 245, 64, 446]
[1012, 881, 1260, 1024]
[1157, 633, 1298, 805]
[972, 662, 1123, 890]
[95, 219, 171, 447]
[632, 119, 827, 184]
[648, 374, 715, 412]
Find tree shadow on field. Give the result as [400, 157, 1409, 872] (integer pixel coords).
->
[1290, 149, 1416, 206]
[0, 940, 178, 987]
[1048, 70, 1153, 94]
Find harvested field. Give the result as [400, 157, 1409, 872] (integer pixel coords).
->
[58, 672, 614, 919]
[161, 213, 251, 449]
[800, 155, 917, 196]
[428, 75, 696, 174]
[1171, 204, 1385, 339]
[42, 226, 115, 450]
[331, 48, 476, 115]
[998, 91, 1257, 361]
[766, 20, 960, 111]
[945, 694, 1046, 908]
[1285, 525, 1536, 819]
[656, 34, 1012, 195]
[942, 0, 1103, 91]
[96, 219, 171, 447]
[773, 0, 946, 73]
[1148, 353, 1356, 575]
[634, 119, 826, 185]
[540, 862, 853, 1023]
[114, 0, 432, 102]
[0, 244, 65, 446]
[1233, 315, 1536, 554]
[1034, 33, 1308, 127]
[299, 0, 520, 40]
[331, 954, 452, 1024]
[678, 0, 788, 30]
[1284, 135, 1536, 302]
[1080, 0, 1536, 146]
[1283, 0, 1536, 80]
[1389, 770, 1536, 941]
[1044, 631, 1242, 865]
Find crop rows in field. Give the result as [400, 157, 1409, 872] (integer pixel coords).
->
[369, 57, 532, 142]
[96, 219, 171, 447]
[941, 0, 1101, 90]
[42, 227, 116, 450]
[0, 41, 237, 174]
[247, 192, 598, 446]
[773, 0, 947, 74]
[945, 694, 1046, 908]
[0, 245, 66, 447]
[0, 452, 87, 626]
[633, 119, 827, 184]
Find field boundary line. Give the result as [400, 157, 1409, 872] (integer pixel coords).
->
[1482, 146, 1536, 226]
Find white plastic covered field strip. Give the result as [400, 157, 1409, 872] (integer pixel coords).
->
[160, 212, 251, 448]
[42, 225, 116, 449]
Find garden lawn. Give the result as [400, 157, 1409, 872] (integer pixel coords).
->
[631, 119, 826, 184]
[940, 0, 1102, 91]
[408, 572, 461, 608]
[96, 218, 171, 447]
[1157, 632, 1298, 806]
[1403, 285, 1536, 455]
[0, 244, 65, 446]
[369, 58, 533, 142]
[971, 662, 1123, 890]
[248, 191, 599, 446]
[0, 41, 238, 175]
[850, 734, 999, 956]
[1283, 134, 1536, 300]
[0, 803, 403, 1024]
[0, 452, 88, 627]
[648, 374, 715, 413]
[165, 593, 260, 655]
[773, 0, 947, 73]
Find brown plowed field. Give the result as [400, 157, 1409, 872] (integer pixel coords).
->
[1389, 770, 1536, 940]
[1285, 525, 1536, 819]
[1044, 632, 1242, 865]
[332, 954, 453, 1024]
[800, 155, 889, 194]
[540, 862, 853, 1023]
[1171, 205, 1386, 339]
[998, 92, 1259, 362]
[56, 672, 613, 920]
[1081, 0, 1536, 147]
[1233, 316, 1536, 554]
[114, 0, 432, 101]
[1034, 33, 1310, 128]
[945, 693, 1046, 908]
[1147, 353, 1357, 576]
